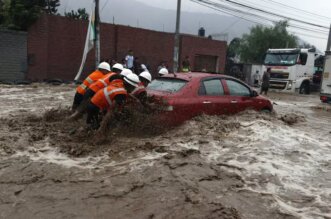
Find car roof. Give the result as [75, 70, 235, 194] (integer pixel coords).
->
[161, 72, 233, 81]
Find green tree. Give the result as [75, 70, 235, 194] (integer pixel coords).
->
[65, 8, 89, 20]
[0, 0, 60, 30]
[0, 0, 10, 25]
[227, 37, 241, 59]
[239, 21, 297, 63]
[43, 0, 60, 15]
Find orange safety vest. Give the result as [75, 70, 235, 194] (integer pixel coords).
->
[89, 72, 117, 93]
[91, 82, 127, 110]
[76, 70, 105, 95]
[131, 82, 146, 97]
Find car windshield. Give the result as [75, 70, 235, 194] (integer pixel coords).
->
[147, 78, 187, 93]
[264, 53, 298, 66]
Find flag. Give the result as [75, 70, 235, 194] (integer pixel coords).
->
[74, 2, 96, 81]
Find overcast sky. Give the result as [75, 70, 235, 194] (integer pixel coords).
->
[60, 0, 331, 51]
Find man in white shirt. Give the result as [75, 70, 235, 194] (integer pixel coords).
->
[125, 50, 134, 70]
[253, 70, 261, 87]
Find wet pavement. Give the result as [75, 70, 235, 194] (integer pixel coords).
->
[0, 84, 330, 219]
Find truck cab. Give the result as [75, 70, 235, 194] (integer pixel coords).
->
[320, 51, 331, 103]
[263, 48, 315, 94]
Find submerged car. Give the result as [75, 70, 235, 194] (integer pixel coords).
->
[147, 73, 273, 126]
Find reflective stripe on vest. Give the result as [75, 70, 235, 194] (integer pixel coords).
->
[86, 77, 94, 84]
[99, 78, 108, 87]
[103, 87, 126, 107]
[131, 85, 145, 95]
[79, 84, 87, 90]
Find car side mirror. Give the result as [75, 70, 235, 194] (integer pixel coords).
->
[251, 90, 258, 97]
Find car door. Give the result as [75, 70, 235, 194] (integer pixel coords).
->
[197, 78, 229, 115]
[223, 79, 254, 114]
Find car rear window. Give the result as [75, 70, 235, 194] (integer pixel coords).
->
[147, 78, 187, 93]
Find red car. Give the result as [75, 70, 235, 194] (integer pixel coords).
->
[147, 73, 273, 126]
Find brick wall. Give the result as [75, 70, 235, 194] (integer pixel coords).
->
[0, 30, 27, 81]
[27, 15, 227, 81]
[180, 35, 227, 73]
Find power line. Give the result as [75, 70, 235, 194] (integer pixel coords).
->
[240, 0, 331, 24]
[191, 0, 329, 41]
[193, 0, 328, 35]
[261, 0, 331, 21]
[289, 31, 328, 40]
[215, 0, 330, 29]
[190, 0, 270, 27]
[101, 0, 109, 12]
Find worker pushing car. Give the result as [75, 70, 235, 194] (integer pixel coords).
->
[86, 73, 140, 130]
[72, 62, 111, 111]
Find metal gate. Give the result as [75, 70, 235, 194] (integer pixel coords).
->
[194, 54, 218, 73]
[0, 30, 27, 82]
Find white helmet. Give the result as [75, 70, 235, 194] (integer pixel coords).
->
[112, 63, 124, 71]
[120, 68, 133, 76]
[124, 73, 140, 87]
[158, 68, 169, 75]
[98, 62, 111, 71]
[139, 71, 152, 82]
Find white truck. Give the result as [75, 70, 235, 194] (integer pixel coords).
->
[320, 51, 331, 103]
[262, 48, 316, 94]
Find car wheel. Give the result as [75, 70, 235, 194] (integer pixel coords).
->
[261, 108, 271, 113]
[299, 82, 310, 94]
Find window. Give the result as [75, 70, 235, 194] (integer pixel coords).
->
[264, 53, 298, 66]
[299, 53, 308, 65]
[147, 78, 187, 93]
[199, 79, 224, 96]
[226, 80, 251, 96]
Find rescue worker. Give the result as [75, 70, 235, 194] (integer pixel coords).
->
[86, 73, 140, 129]
[130, 71, 152, 104]
[72, 62, 111, 111]
[67, 66, 131, 121]
[158, 68, 169, 77]
[84, 63, 124, 102]
[108, 68, 132, 84]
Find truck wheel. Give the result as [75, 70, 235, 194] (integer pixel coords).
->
[299, 82, 310, 94]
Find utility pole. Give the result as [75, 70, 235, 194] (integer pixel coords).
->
[173, 0, 181, 73]
[95, 0, 101, 67]
[326, 23, 331, 51]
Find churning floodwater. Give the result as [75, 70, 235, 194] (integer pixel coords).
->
[0, 84, 330, 218]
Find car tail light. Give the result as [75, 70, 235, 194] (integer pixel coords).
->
[320, 96, 327, 102]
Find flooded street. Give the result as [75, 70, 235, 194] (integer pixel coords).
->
[0, 84, 330, 219]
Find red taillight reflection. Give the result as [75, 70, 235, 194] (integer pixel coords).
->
[320, 96, 327, 102]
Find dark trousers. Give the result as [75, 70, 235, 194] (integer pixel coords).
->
[77, 89, 96, 113]
[260, 86, 269, 95]
[86, 102, 100, 130]
[83, 89, 96, 101]
[72, 92, 84, 111]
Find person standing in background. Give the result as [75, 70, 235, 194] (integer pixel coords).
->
[261, 68, 271, 95]
[253, 70, 261, 87]
[182, 56, 191, 72]
[133, 56, 141, 74]
[125, 50, 134, 71]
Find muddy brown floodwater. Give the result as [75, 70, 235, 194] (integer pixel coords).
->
[0, 84, 330, 219]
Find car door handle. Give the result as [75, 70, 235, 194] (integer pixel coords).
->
[230, 100, 237, 103]
[203, 101, 211, 104]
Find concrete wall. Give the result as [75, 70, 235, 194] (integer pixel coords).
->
[0, 30, 27, 81]
[27, 15, 227, 81]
